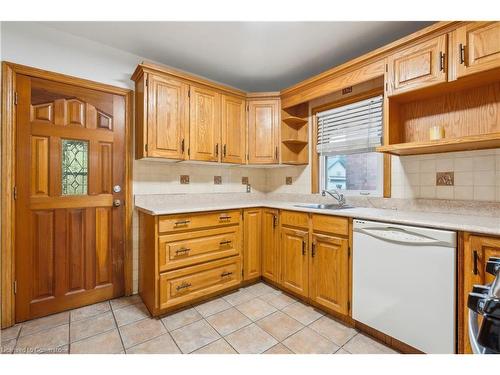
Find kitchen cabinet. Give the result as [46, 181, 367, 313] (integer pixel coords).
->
[309, 233, 349, 315]
[261, 208, 279, 282]
[387, 34, 447, 96]
[243, 208, 262, 281]
[280, 225, 309, 298]
[189, 85, 221, 162]
[221, 94, 246, 164]
[139, 209, 242, 316]
[455, 22, 500, 78]
[135, 73, 189, 159]
[247, 98, 280, 164]
[462, 233, 500, 353]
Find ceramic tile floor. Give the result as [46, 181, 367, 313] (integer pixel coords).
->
[0, 282, 397, 354]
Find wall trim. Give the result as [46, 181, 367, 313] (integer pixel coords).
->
[0, 61, 133, 328]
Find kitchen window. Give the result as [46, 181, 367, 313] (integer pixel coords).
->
[317, 95, 384, 196]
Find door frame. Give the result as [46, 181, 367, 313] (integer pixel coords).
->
[1, 62, 134, 328]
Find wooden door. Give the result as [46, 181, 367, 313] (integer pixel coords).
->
[247, 99, 279, 164]
[15, 76, 126, 322]
[310, 233, 349, 315]
[261, 208, 279, 283]
[221, 94, 246, 164]
[243, 209, 262, 280]
[456, 22, 500, 78]
[463, 234, 500, 353]
[387, 34, 447, 96]
[280, 227, 308, 297]
[146, 74, 189, 159]
[189, 85, 221, 162]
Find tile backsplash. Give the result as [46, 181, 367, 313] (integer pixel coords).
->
[392, 149, 500, 201]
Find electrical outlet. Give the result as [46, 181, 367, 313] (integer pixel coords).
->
[286, 177, 293, 185]
[180, 175, 190, 184]
[246, 184, 251, 193]
[214, 176, 222, 185]
[242, 176, 249, 185]
[436, 172, 454, 186]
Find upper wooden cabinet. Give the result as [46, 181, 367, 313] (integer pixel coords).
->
[387, 34, 447, 96]
[455, 22, 500, 78]
[247, 98, 280, 164]
[221, 95, 246, 164]
[189, 85, 221, 162]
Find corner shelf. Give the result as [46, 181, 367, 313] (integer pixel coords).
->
[281, 103, 309, 165]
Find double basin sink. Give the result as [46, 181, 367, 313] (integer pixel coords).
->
[294, 203, 354, 210]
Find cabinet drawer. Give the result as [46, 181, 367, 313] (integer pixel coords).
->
[311, 214, 348, 236]
[159, 210, 240, 233]
[159, 256, 241, 310]
[280, 210, 309, 229]
[158, 226, 240, 271]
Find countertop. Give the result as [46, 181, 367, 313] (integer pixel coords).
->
[135, 200, 500, 236]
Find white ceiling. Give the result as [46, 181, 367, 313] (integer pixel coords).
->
[41, 21, 433, 91]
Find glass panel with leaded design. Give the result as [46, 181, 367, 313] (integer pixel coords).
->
[61, 139, 88, 195]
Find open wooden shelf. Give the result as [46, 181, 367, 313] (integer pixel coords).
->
[282, 116, 308, 128]
[377, 132, 500, 156]
[282, 139, 308, 146]
[281, 102, 309, 165]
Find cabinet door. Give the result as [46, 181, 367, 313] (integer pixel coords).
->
[243, 209, 262, 280]
[280, 227, 308, 297]
[221, 95, 246, 164]
[262, 208, 279, 282]
[247, 99, 279, 164]
[463, 234, 500, 353]
[456, 22, 500, 78]
[146, 74, 189, 159]
[310, 233, 349, 315]
[189, 85, 221, 162]
[387, 34, 447, 96]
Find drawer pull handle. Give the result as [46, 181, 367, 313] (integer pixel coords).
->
[219, 216, 231, 220]
[174, 220, 190, 226]
[302, 240, 306, 256]
[311, 242, 316, 258]
[459, 43, 465, 64]
[176, 282, 192, 291]
[219, 240, 232, 246]
[221, 271, 233, 278]
[175, 247, 191, 255]
[473, 250, 479, 275]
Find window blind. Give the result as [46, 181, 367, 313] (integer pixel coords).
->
[316, 95, 383, 155]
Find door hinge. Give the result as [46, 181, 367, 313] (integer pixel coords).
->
[13, 186, 17, 200]
[14, 92, 18, 105]
[385, 64, 388, 73]
[13, 280, 17, 294]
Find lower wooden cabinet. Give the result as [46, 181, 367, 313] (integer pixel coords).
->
[462, 233, 500, 353]
[261, 208, 279, 282]
[243, 208, 262, 281]
[280, 226, 309, 298]
[309, 233, 349, 315]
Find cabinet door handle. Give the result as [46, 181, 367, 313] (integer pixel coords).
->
[223, 144, 227, 157]
[175, 247, 190, 255]
[311, 242, 316, 257]
[215, 143, 219, 157]
[181, 138, 185, 153]
[174, 220, 190, 226]
[439, 51, 445, 72]
[302, 240, 306, 256]
[459, 43, 465, 64]
[176, 282, 192, 291]
[473, 250, 479, 275]
[219, 240, 232, 246]
[221, 271, 233, 278]
[275, 146, 278, 160]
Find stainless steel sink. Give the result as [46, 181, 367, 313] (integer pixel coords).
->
[294, 203, 354, 210]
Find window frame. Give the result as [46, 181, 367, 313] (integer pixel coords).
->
[310, 88, 391, 197]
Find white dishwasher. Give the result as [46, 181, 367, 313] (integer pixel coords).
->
[352, 219, 456, 354]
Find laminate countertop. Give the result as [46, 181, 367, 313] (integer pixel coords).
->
[135, 200, 500, 236]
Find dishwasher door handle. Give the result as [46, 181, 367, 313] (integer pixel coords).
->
[355, 227, 448, 246]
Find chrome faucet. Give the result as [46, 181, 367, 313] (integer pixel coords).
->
[322, 189, 346, 207]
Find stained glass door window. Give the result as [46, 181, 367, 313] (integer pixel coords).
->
[61, 139, 88, 195]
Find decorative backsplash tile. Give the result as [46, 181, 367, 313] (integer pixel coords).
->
[285, 176, 293, 185]
[242, 176, 249, 185]
[392, 149, 500, 202]
[214, 176, 222, 185]
[180, 175, 190, 184]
